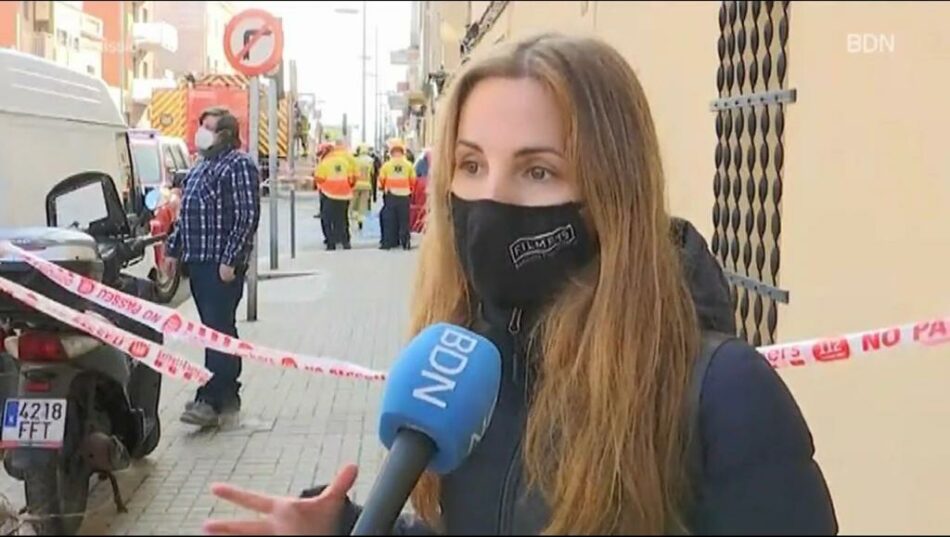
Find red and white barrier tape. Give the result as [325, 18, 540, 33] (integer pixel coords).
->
[759, 314, 950, 369]
[0, 274, 211, 384]
[2, 243, 947, 379]
[0, 242, 386, 382]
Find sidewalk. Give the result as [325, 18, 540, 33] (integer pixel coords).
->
[0, 245, 419, 535]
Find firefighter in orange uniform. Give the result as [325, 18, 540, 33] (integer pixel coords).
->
[351, 144, 375, 231]
[314, 139, 358, 250]
[378, 142, 417, 250]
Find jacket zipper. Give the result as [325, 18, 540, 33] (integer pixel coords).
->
[507, 307, 523, 385]
[499, 307, 524, 534]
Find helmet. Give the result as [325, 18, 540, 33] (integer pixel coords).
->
[388, 138, 406, 155]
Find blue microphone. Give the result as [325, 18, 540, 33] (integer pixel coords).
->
[351, 323, 502, 535]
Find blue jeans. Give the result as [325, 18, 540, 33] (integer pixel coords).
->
[187, 262, 244, 410]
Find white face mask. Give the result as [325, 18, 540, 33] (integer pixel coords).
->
[195, 127, 216, 150]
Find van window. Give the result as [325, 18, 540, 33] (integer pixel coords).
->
[131, 143, 163, 187]
[116, 133, 139, 213]
[161, 142, 187, 170]
[171, 145, 189, 169]
[161, 145, 177, 173]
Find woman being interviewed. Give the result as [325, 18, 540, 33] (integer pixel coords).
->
[206, 33, 837, 535]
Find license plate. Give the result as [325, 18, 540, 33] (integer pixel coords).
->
[0, 399, 67, 449]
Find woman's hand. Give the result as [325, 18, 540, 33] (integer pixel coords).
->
[204, 464, 359, 535]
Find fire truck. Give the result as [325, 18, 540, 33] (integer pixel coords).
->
[148, 73, 292, 160]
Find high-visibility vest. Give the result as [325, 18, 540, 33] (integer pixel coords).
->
[315, 150, 357, 200]
[379, 157, 416, 197]
[355, 154, 374, 191]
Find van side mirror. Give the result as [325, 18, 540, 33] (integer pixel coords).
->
[145, 189, 161, 211]
[126, 188, 161, 232]
[46, 172, 131, 237]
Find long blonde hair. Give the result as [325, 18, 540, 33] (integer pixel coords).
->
[408, 33, 701, 534]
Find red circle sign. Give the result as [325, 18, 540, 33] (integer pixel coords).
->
[223, 9, 284, 77]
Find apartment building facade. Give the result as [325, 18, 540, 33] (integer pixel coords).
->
[3, 1, 106, 78]
[151, 0, 234, 77]
[1, 1, 178, 124]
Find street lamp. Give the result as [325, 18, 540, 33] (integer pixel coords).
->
[334, 2, 368, 144]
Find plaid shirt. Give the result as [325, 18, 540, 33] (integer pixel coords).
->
[166, 149, 260, 267]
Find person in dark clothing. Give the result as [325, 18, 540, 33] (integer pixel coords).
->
[205, 34, 837, 536]
[313, 142, 335, 247]
[370, 149, 382, 203]
[166, 107, 260, 428]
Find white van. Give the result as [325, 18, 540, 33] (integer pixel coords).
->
[0, 49, 142, 227]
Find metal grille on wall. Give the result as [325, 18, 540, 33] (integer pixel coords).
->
[711, 1, 794, 346]
[459, 1, 510, 62]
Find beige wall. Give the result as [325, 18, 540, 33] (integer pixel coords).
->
[430, 1, 950, 532]
[457, 1, 720, 238]
[423, 0, 458, 73]
[470, 0, 490, 25]
[437, 0, 467, 71]
[594, 1, 719, 240]
[507, 0, 595, 37]
[780, 6, 950, 530]
[782, 1, 950, 340]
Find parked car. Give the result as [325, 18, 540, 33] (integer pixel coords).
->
[128, 130, 190, 303]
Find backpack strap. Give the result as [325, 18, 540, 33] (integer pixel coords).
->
[681, 331, 736, 526]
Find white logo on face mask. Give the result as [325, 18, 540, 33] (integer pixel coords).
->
[508, 224, 578, 269]
[195, 127, 215, 150]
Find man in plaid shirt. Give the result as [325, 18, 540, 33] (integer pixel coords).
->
[166, 107, 260, 427]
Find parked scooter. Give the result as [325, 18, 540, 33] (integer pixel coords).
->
[0, 172, 168, 535]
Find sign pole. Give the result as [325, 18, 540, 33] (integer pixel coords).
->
[361, 0, 367, 144]
[374, 25, 379, 149]
[289, 59, 297, 259]
[225, 8, 284, 321]
[247, 75, 261, 322]
[268, 80, 279, 271]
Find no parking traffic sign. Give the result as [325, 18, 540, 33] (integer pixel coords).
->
[223, 9, 284, 77]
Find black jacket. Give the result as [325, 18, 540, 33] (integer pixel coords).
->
[309, 220, 838, 535]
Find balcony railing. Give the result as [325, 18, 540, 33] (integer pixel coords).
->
[132, 22, 178, 53]
[30, 32, 56, 60]
[81, 12, 104, 41]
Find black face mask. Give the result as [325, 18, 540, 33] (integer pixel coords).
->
[451, 194, 597, 309]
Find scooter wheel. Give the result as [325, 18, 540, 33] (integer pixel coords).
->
[132, 416, 161, 459]
[23, 463, 90, 535]
[153, 262, 182, 304]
